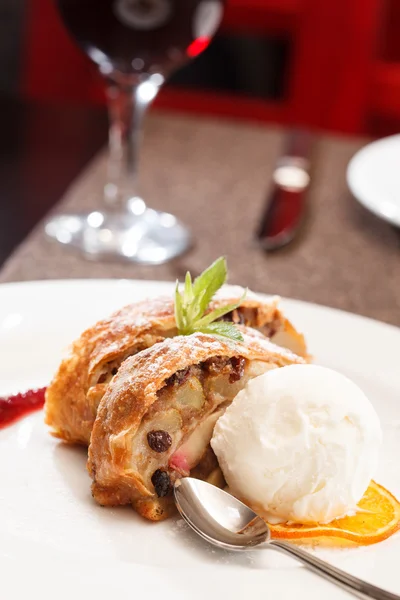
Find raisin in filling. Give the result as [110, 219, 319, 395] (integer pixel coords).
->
[229, 356, 246, 383]
[147, 430, 172, 453]
[151, 469, 172, 497]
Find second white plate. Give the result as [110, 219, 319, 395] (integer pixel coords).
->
[347, 134, 400, 226]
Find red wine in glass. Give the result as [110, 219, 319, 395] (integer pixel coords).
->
[45, 0, 224, 263]
[58, 0, 224, 79]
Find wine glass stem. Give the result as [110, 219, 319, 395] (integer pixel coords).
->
[104, 80, 159, 211]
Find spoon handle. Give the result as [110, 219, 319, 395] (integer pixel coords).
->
[269, 540, 399, 600]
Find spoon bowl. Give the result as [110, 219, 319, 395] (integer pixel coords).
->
[174, 478, 400, 600]
[174, 477, 269, 551]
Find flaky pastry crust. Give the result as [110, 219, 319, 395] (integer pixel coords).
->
[45, 296, 307, 444]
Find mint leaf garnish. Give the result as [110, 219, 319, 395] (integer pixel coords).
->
[195, 322, 245, 342]
[174, 257, 246, 342]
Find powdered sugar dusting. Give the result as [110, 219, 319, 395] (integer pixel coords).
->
[110, 297, 174, 330]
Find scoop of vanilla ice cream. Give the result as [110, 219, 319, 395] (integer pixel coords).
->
[211, 364, 381, 524]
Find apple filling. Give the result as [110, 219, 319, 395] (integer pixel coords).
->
[130, 356, 275, 498]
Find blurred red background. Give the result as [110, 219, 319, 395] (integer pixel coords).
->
[18, 0, 400, 136]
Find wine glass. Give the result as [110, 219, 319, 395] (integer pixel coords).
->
[45, 0, 224, 264]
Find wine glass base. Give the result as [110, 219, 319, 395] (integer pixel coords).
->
[44, 208, 191, 265]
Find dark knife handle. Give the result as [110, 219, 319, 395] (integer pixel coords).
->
[256, 182, 308, 251]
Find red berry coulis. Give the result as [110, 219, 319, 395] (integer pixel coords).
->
[0, 388, 46, 429]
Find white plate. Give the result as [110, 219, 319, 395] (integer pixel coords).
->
[1, 279, 399, 600]
[347, 134, 400, 226]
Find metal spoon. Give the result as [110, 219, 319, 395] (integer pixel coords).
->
[174, 478, 399, 600]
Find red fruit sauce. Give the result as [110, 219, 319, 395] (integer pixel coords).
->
[0, 388, 46, 429]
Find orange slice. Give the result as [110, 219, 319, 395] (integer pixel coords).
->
[268, 481, 400, 546]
